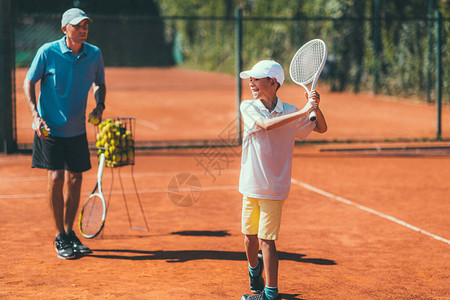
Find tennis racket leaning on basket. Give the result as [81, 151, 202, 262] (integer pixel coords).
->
[289, 39, 328, 121]
[79, 152, 107, 238]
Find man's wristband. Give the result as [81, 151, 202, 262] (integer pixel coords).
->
[97, 103, 105, 109]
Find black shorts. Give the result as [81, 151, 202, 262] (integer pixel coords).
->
[32, 132, 91, 173]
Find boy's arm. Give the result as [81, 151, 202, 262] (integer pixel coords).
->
[255, 91, 321, 131]
[255, 103, 314, 130]
[313, 107, 327, 133]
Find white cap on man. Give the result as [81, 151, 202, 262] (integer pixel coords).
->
[61, 8, 92, 27]
[239, 60, 285, 86]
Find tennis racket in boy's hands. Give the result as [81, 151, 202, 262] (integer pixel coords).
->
[305, 91, 320, 115]
[79, 152, 107, 238]
[289, 39, 328, 121]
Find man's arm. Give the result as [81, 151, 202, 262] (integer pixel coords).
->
[23, 78, 48, 138]
[91, 83, 106, 118]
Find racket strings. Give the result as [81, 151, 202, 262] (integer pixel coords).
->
[291, 42, 326, 85]
[80, 195, 104, 236]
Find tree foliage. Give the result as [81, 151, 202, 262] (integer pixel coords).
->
[14, 0, 449, 99]
[154, 0, 448, 100]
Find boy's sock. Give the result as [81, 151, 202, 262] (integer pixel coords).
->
[264, 286, 279, 300]
[248, 261, 261, 277]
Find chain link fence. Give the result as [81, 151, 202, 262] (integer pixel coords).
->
[13, 12, 449, 149]
[15, 13, 449, 98]
[15, 14, 174, 67]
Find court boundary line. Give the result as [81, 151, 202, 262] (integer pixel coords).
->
[4, 172, 448, 245]
[0, 185, 239, 200]
[0, 169, 241, 182]
[291, 178, 450, 245]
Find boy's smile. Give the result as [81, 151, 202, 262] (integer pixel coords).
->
[249, 77, 275, 100]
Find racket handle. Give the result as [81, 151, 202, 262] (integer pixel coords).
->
[307, 90, 317, 121]
[309, 110, 317, 121]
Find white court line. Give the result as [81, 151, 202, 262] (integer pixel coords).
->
[291, 178, 450, 245]
[0, 169, 241, 182]
[137, 119, 159, 130]
[0, 185, 238, 200]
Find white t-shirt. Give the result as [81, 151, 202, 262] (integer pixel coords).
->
[239, 98, 316, 200]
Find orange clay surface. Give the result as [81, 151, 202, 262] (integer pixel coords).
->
[1, 68, 449, 299]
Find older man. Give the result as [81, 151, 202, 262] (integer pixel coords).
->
[23, 8, 106, 259]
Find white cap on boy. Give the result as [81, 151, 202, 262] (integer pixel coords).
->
[239, 60, 285, 86]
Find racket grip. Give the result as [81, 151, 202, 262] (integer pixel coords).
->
[309, 110, 317, 121]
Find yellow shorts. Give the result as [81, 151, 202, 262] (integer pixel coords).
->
[241, 196, 285, 240]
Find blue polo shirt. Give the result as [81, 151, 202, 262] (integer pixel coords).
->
[26, 36, 105, 137]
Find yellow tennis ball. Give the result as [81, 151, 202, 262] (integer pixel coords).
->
[40, 126, 49, 137]
[89, 113, 100, 125]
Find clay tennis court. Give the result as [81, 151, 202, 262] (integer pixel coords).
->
[1, 68, 449, 299]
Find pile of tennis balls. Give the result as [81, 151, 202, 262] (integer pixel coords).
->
[95, 119, 135, 167]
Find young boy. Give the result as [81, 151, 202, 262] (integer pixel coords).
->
[238, 60, 327, 300]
